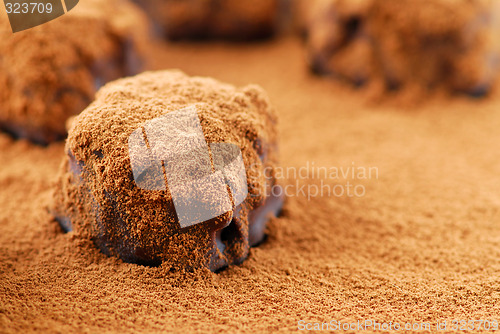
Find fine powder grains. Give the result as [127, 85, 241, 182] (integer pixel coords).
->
[51, 70, 283, 272]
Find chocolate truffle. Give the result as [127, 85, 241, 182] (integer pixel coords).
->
[132, 0, 282, 40]
[305, 0, 500, 96]
[0, 0, 149, 145]
[52, 70, 284, 272]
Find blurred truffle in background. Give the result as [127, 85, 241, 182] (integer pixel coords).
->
[304, 0, 500, 97]
[0, 0, 149, 145]
[132, 0, 287, 40]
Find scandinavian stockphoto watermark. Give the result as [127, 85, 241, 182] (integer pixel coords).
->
[128, 105, 248, 229]
[298, 319, 500, 332]
[4, 0, 79, 33]
[250, 161, 379, 201]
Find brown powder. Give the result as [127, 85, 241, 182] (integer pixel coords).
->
[2, 36, 500, 333]
[52, 70, 280, 271]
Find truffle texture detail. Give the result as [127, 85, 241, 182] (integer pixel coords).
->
[52, 70, 284, 271]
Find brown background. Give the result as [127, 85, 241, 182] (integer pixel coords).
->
[1, 37, 500, 333]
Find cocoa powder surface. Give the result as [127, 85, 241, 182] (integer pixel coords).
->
[53, 69, 278, 270]
[2, 36, 500, 333]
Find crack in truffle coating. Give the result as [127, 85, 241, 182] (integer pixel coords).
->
[52, 70, 284, 272]
[132, 0, 282, 40]
[0, 0, 149, 145]
[305, 0, 500, 96]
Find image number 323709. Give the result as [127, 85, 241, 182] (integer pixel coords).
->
[3, 0, 79, 33]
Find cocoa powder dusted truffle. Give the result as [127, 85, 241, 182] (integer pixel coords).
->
[305, 0, 500, 96]
[52, 70, 283, 271]
[132, 0, 283, 40]
[0, 0, 149, 144]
